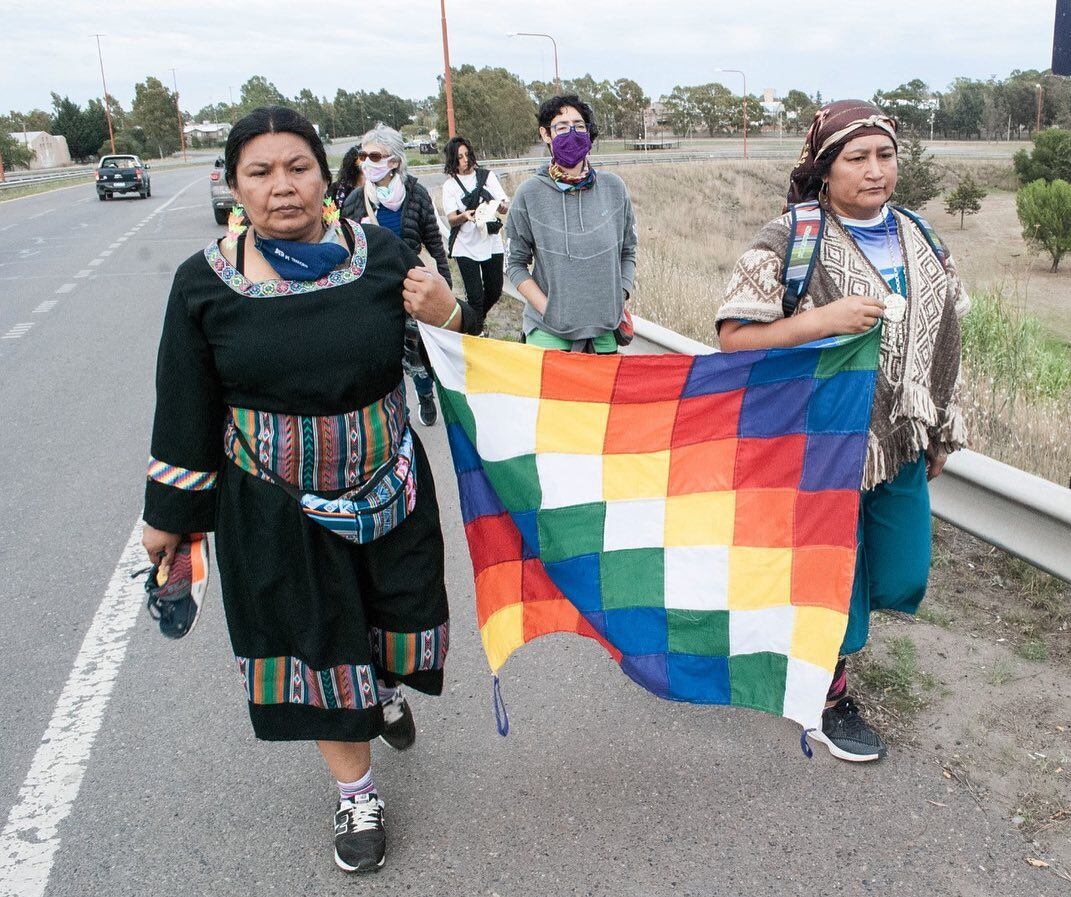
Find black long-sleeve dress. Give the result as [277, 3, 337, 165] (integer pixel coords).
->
[144, 221, 474, 741]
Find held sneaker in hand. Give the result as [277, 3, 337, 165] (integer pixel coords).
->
[144, 534, 209, 639]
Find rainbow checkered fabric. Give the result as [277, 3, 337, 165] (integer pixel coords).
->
[420, 323, 881, 732]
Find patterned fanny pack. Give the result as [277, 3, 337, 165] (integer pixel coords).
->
[227, 407, 417, 544]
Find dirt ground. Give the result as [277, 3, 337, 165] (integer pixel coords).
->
[922, 190, 1071, 341]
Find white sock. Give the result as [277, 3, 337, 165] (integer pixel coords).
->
[337, 769, 375, 803]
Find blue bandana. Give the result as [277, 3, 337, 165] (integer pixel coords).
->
[254, 227, 350, 281]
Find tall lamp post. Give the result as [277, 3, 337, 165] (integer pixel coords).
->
[440, 0, 456, 138]
[1036, 82, 1044, 134]
[93, 33, 117, 155]
[507, 32, 561, 93]
[717, 68, 748, 159]
[170, 68, 188, 162]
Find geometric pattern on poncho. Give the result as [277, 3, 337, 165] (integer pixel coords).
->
[419, 323, 881, 732]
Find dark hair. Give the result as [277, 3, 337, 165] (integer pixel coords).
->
[224, 105, 332, 189]
[537, 94, 599, 142]
[334, 146, 362, 191]
[443, 136, 478, 175]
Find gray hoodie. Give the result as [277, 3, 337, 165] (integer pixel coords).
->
[505, 166, 637, 341]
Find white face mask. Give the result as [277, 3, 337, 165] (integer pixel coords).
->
[361, 158, 394, 183]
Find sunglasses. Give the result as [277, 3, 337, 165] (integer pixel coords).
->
[357, 151, 392, 163]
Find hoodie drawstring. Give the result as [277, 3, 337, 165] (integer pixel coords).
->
[562, 191, 570, 260]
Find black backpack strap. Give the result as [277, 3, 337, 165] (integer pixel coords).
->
[780, 201, 825, 317]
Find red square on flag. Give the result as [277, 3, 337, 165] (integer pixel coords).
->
[612, 355, 694, 403]
[465, 513, 523, 575]
[671, 390, 745, 447]
[793, 490, 859, 549]
[733, 435, 806, 489]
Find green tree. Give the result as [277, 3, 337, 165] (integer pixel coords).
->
[892, 136, 942, 209]
[688, 83, 737, 136]
[782, 89, 817, 133]
[0, 130, 34, 169]
[362, 89, 415, 131]
[7, 108, 53, 133]
[1013, 128, 1071, 184]
[193, 101, 233, 123]
[944, 174, 986, 228]
[660, 85, 699, 137]
[131, 76, 181, 158]
[49, 94, 99, 161]
[873, 79, 932, 135]
[613, 78, 648, 139]
[437, 65, 536, 158]
[238, 76, 288, 116]
[333, 89, 366, 137]
[1017, 177, 1071, 271]
[293, 89, 331, 137]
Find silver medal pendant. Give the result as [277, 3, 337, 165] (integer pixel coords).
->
[884, 293, 906, 323]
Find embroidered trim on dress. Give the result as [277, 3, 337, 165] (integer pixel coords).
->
[237, 656, 379, 710]
[147, 457, 218, 491]
[223, 384, 408, 492]
[203, 219, 369, 298]
[369, 623, 450, 675]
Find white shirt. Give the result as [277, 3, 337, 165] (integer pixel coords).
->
[442, 169, 508, 262]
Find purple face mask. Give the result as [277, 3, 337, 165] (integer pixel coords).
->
[550, 128, 592, 168]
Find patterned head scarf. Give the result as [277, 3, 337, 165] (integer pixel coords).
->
[787, 99, 898, 206]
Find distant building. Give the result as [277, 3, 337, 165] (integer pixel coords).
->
[643, 102, 670, 135]
[7, 131, 72, 169]
[183, 122, 232, 143]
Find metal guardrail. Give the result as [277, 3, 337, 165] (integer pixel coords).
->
[0, 157, 212, 192]
[492, 273, 1071, 582]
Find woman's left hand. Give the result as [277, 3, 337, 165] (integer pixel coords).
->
[925, 448, 948, 480]
[404, 266, 461, 330]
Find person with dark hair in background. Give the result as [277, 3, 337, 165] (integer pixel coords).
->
[330, 146, 363, 213]
[505, 94, 637, 353]
[141, 106, 478, 874]
[442, 136, 509, 332]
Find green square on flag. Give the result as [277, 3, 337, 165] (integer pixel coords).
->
[484, 454, 541, 513]
[729, 652, 789, 715]
[601, 548, 665, 609]
[667, 609, 730, 655]
[537, 502, 606, 564]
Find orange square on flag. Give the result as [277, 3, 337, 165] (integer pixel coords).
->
[524, 597, 583, 642]
[667, 439, 737, 496]
[475, 560, 523, 626]
[790, 546, 856, 612]
[540, 352, 620, 403]
[604, 400, 679, 454]
[734, 489, 796, 548]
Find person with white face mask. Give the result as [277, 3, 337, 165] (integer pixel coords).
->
[345, 124, 452, 427]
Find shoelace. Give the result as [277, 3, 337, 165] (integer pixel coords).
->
[382, 693, 406, 725]
[338, 797, 382, 834]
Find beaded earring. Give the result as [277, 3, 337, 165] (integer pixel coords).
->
[322, 196, 340, 229]
[224, 203, 247, 249]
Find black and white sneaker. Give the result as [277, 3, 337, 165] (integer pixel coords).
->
[417, 393, 437, 426]
[380, 690, 416, 751]
[143, 534, 209, 640]
[810, 696, 887, 762]
[333, 793, 386, 873]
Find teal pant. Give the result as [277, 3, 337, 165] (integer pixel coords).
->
[841, 456, 931, 655]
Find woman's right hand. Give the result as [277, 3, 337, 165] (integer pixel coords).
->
[816, 295, 885, 335]
[143, 525, 182, 569]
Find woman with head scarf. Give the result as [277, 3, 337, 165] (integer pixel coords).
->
[354, 124, 451, 427]
[716, 100, 970, 763]
[141, 106, 477, 873]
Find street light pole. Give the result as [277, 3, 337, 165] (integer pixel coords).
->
[170, 68, 188, 162]
[228, 85, 236, 123]
[718, 68, 748, 159]
[508, 32, 560, 92]
[93, 33, 116, 155]
[440, 0, 456, 138]
[1036, 82, 1044, 134]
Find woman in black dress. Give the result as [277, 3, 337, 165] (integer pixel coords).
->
[141, 106, 475, 874]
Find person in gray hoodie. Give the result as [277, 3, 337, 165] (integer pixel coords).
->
[505, 95, 638, 353]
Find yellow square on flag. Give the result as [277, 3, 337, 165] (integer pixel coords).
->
[664, 492, 736, 546]
[603, 451, 671, 501]
[465, 337, 544, 397]
[480, 603, 525, 672]
[728, 547, 792, 610]
[536, 400, 611, 454]
[790, 605, 845, 671]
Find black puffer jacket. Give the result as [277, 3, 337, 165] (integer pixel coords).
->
[342, 174, 451, 286]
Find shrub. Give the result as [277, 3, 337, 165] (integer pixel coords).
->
[1016, 177, 1071, 272]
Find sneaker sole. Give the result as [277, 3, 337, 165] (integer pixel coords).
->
[378, 733, 415, 750]
[808, 730, 885, 763]
[334, 850, 385, 874]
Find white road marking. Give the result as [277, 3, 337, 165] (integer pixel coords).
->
[54, 283, 76, 294]
[108, 242, 121, 249]
[73, 269, 92, 278]
[33, 300, 58, 314]
[99, 250, 112, 257]
[0, 523, 147, 897]
[2, 322, 34, 339]
[0, 223, 16, 231]
[116, 237, 128, 243]
[28, 208, 54, 220]
[88, 259, 103, 266]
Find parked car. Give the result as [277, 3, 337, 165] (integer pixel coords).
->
[209, 155, 233, 225]
[95, 155, 151, 199]
[419, 141, 438, 155]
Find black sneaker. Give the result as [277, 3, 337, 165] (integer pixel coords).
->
[380, 690, 416, 751]
[417, 393, 437, 426]
[811, 696, 887, 762]
[143, 534, 209, 639]
[333, 793, 386, 873]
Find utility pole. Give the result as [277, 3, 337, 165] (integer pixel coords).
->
[171, 68, 188, 162]
[1036, 83, 1044, 134]
[440, 0, 456, 138]
[93, 34, 116, 155]
[718, 68, 748, 159]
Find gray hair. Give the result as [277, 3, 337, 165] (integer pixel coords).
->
[359, 123, 407, 179]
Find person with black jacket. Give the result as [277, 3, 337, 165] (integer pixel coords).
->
[442, 136, 509, 331]
[350, 124, 451, 426]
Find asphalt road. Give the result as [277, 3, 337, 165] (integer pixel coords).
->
[0, 170, 1058, 897]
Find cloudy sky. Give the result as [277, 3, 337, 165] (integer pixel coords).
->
[1, 1, 1060, 116]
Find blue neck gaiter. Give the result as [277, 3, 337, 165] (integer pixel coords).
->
[254, 227, 350, 281]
